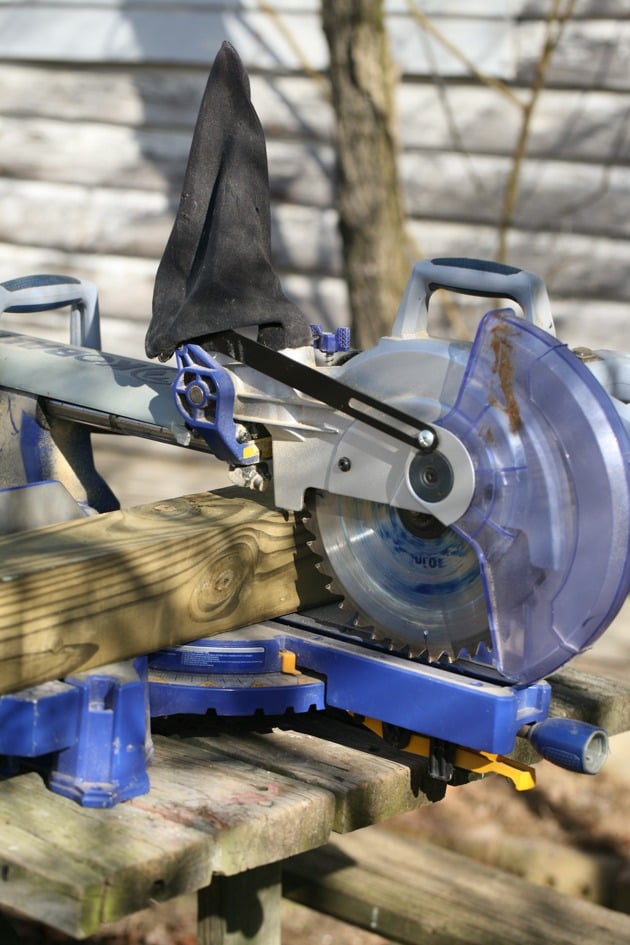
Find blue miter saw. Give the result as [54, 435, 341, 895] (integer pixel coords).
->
[1, 42, 629, 804]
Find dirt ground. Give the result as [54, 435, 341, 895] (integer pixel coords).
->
[4, 438, 630, 944]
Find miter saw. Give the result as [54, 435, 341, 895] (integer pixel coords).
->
[0, 41, 629, 805]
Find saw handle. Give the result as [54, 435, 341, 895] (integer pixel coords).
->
[392, 257, 554, 338]
[0, 274, 101, 349]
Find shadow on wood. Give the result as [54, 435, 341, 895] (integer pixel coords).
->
[0, 487, 335, 694]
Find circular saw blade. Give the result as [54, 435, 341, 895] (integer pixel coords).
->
[308, 491, 490, 661]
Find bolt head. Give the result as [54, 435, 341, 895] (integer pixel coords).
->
[417, 429, 436, 451]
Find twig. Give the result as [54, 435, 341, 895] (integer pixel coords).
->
[406, 1, 523, 109]
[496, 0, 577, 261]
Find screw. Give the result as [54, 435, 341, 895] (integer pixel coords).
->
[187, 382, 207, 406]
[417, 428, 436, 451]
[338, 457, 352, 472]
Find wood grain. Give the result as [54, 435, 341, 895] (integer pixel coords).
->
[0, 489, 334, 694]
[284, 828, 630, 945]
[0, 716, 436, 937]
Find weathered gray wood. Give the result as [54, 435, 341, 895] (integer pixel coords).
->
[283, 828, 630, 945]
[153, 713, 440, 834]
[3, 118, 629, 246]
[0, 8, 626, 93]
[0, 769, 214, 936]
[0, 64, 333, 137]
[0, 716, 442, 938]
[6, 177, 630, 303]
[0, 7, 514, 77]
[198, 865, 282, 945]
[0, 240, 348, 336]
[548, 668, 630, 735]
[4, 63, 629, 169]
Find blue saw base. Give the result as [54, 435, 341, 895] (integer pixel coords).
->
[147, 619, 551, 757]
[0, 659, 151, 808]
[0, 615, 582, 807]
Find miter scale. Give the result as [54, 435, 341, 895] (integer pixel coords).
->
[0, 42, 628, 805]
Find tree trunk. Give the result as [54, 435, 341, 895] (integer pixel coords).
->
[322, 0, 413, 348]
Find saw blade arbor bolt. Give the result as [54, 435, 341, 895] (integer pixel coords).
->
[409, 451, 454, 502]
[417, 428, 437, 451]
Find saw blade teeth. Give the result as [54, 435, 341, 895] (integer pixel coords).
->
[306, 491, 492, 664]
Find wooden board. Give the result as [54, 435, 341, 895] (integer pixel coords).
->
[0, 490, 335, 694]
[0, 6, 514, 77]
[153, 713, 441, 834]
[0, 718, 438, 938]
[284, 827, 630, 945]
[547, 668, 630, 735]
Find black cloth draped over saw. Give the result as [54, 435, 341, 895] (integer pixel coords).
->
[145, 41, 312, 361]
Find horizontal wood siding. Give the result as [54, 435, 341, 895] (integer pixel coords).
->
[0, 2, 629, 355]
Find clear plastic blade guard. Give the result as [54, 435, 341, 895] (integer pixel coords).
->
[441, 310, 630, 686]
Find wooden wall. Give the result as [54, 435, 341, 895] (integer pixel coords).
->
[0, 0, 629, 357]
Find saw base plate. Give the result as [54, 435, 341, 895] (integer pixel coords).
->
[147, 617, 551, 756]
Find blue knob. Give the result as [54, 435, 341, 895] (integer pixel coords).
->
[527, 718, 609, 775]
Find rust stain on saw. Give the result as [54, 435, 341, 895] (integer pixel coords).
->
[490, 322, 522, 433]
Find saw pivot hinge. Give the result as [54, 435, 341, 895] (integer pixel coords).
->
[174, 344, 260, 465]
[357, 716, 536, 792]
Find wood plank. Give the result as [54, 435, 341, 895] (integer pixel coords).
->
[0, 490, 335, 694]
[0, 725, 343, 937]
[153, 713, 441, 834]
[283, 828, 630, 945]
[2, 227, 629, 355]
[132, 736, 335, 878]
[0, 713, 444, 938]
[8, 175, 630, 300]
[1, 9, 628, 94]
[0, 770, 214, 937]
[0, 242, 349, 337]
[0, 118, 335, 201]
[2, 218, 628, 351]
[548, 668, 630, 736]
[516, 18, 630, 92]
[3, 62, 629, 170]
[405, 218, 630, 309]
[0, 0, 529, 12]
[0, 64, 333, 138]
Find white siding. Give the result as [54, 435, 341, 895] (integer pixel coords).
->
[0, 1, 628, 357]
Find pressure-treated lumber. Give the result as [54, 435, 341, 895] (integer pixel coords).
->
[0, 489, 333, 694]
